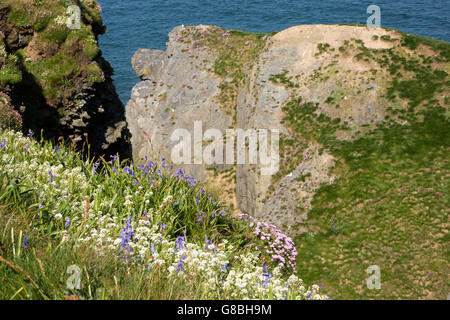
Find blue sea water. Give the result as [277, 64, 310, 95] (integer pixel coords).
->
[97, 0, 450, 105]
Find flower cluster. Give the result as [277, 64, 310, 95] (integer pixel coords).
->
[236, 213, 297, 273]
[0, 129, 328, 300]
[76, 209, 327, 299]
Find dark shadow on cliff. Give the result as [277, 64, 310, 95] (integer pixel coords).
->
[9, 54, 132, 162]
[10, 56, 63, 142]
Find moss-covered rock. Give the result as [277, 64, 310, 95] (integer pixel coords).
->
[0, 0, 130, 159]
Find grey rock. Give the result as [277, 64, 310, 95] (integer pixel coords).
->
[132, 49, 168, 81]
[126, 24, 402, 235]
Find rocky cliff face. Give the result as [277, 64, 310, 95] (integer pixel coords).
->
[127, 24, 449, 238]
[0, 0, 130, 159]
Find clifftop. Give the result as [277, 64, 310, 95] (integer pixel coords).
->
[0, 0, 131, 159]
[127, 24, 449, 299]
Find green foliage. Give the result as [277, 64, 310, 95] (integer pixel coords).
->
[41, 26, 70, 44]
[33, 12, 52, 31]
[350, 37, 449, 109]
[272, 30, 449, 299]
[7, 8, 32, 28]
[0, 56, 22, 86]
[2, 0, 105, 104]
[295, 106, 449, 299]
[400, 33, 450, 61]
[316, 43, 334, 56]
[269, 70, 299, 88]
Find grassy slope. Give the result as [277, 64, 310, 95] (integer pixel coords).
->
[0, 130, 325, 300]
[286, 31, 450, 299]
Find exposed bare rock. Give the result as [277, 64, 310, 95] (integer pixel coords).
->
[126, 24, 449, 235]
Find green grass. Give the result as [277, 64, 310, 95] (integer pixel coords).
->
[0, 207, 226, 300]
[0, 56, 22, 86]
[295, 105, 449, 299]
[268, 28, 450, 299]
[7, 7, 32, 28]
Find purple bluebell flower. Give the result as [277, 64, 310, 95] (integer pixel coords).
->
[150, 243, 155, 255]
[175, 236, 184, 254]
[123, 167, 132, 174]
[120, 215, 135, 259]
[262, 263, 271, 288]
[176, 255, 186, 273]
[65, 218, 71, 229]
[48, 170, 55, 183]
[196, 212, 205, 223]
[24, 234, 29, 248]
[205, 235, 213, 251]
[0, 138, 5, 150]
[160, 222, 166, 231]
[27, 129, 33, 138]
[37, 204, 45, 217]
[93, 162, 99, 173]
[55, 146, 60, 152]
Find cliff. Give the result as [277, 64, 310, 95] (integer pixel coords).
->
[0, 0, 131, 159]
[127, 24, 449, 228]
[127, 24, 449, 298]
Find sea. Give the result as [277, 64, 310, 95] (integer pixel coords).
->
[96, 0, 450, 105]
